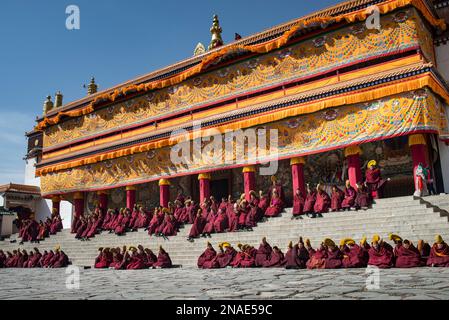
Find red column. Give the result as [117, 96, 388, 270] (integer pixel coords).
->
[126, 186, 136, 210]
[290, 157, 306, 196]
[51, 195, 61, 215]
[409, 134, 428, 182]
[198, 173, 211, 204]
[98, 191, 108, 215]
[159, 179, 170, 208]
[344, 145, 363, 189]
[73, 192, 84, 218]
[242, 166, 256, 201]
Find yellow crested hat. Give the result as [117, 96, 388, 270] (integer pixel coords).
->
[340, 238, 355, 246]
[360, 236, 367, 246]
[305, 238, 311, 247]
[54, 245, 61, 251]
[323, 238, 335, 247]
[435, 235, 444, 244]
[372, 234, 380, 244]
[129, 246, 137, 252]
[389, 233, 403, 243]
[162, 208, 170, 214]
[221, 242, 231, 249]
[367, 160, 377, 168]
[237, 243, 243, 249]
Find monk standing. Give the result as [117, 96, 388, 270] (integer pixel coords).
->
[365, 160, 389, 199]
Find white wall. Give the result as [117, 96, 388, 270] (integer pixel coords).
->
[436, 44, 449, 83]
[24, 156, 73, 229]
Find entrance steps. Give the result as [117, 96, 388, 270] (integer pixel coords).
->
[1, 195, 449, 267]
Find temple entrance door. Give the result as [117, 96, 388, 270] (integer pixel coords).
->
[210, 179, 229, 201]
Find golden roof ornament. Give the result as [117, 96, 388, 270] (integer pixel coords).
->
[208, 14, 223, 50]
[43, 95, 54, 115]
[54, 91, 63, 108]
[84, 77, 98, 95]
[194, 42, 206, 56]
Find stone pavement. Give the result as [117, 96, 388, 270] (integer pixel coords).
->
[1, 267, 449, 300]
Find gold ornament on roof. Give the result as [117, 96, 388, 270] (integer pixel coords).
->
[208, 15, 223, 50]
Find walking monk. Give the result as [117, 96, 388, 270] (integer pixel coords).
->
[427, 235, 449, 267]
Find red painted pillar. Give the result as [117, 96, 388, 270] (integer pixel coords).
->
[73, 192, 84, 218]
[51, 195, 61, 215]
[198, 173, 211, 204]
[242, 166, 256, 201]
[290, 157, 306, 196]
[344, 145, 363, 189]
[126, 186, 136, 210]
[98, 191, 108, 215]
[159, 179, 170, 208]
[409, 134, 428, 182]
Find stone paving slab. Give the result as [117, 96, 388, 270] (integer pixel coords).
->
[1, 267, 449, 300]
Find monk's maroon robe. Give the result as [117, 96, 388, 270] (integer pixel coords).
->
[217, 248, 237, 268]
[227, 209, 238, 232]
[75, 222, 87, 239]
[324, 248, 343, 269]
[331, 188, 344, 211]
[284, 245, 306, 269]
[198, 248, 216, 268]
[161, 217, 177, 236]
[303, 192, 316, 213]
[144, 251, 157, 268]
[154, 252, 173, 268]
[237, 207, 249, 228]
[258, 197, 269, 213]
[188, 215, 206, 238]
[292, 194, 305, 216]
[427, 243, 449, 267]
[213, 212, 228, 233]
[126, 253, 146, 270]
[341, 186, 356, 208]
[314, 191, 331, 214]
[28, 253, 42, 268]
[147, 214, 160, 235]
[203, 212, 217, 234]
[365, 168, 387, 197]
[95, 252, 111, 268]
[355, 186, 371, 208]
[306, 248, 326, 269]
[368, 245, 394, 268]
[240, 248, 257, 268]
[263, 250, 285, 268]
[264, 197, 283, 217]
[109, 253, 123, 269]
[255, 242, 272, 267]
[342, 244, 367, 268]
[394, 244, 423, 268]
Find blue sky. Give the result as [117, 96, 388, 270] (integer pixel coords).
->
[0, 0, 341, 185]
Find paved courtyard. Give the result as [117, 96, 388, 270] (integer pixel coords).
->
[1, 267, 449, 300]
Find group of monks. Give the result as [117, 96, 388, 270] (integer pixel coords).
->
[15, 209, 63, 244]
[0, 247, 70, 268]
[94, 245, 173, 269]
[197, 234, 449, 269]
[293, 161, 388, 218]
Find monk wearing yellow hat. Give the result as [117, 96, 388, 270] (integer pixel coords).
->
[427, 235, 449, 267]
[365, 160, 389, 199]
[367, 234, 394, 268]
[340, 238, 368, 268]
[392, 234, 423, 268]
[306, 239, 326, 269]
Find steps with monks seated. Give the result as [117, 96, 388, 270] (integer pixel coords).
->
[1, 195, 449, 267]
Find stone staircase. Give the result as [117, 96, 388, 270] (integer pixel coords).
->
[1, 195, 449, 267]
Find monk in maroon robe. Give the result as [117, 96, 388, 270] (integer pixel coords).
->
[187, 210, 206, 242]
[427, 235, 449, 267]
[284, 241, 306, 269]
[355, 183, 371, 209]
[341, 239, 368, 268]
[312, 184, 330, 217]
[109, 249, 124, 269]
[240, 245, 257, 268]
[154, 246, 173, 268]
[198, 242, 217, 268]
[0, 250, 6, 268]
[216, 244, 237, 268]
[341, 180, 357, 210]
[238, 200, 251, 230]
[330, 185, 344, 212]
[51, 249, 69, 268]
[227, 203, 239, 232]
[126, 248, 146, 270]
[147, 210, 161, 235]
[263, 246, 285, 267]
[255, 237, 272, 267]
[144, 248, 157, 268]
[303, 185, 316, 215]
[394, 240, 423, 268]
[292, 189, 305, 218]
[202, 210, 216, 237]
[365, 161, 388, 199]
[267, 176, 284, 202]
[230, 244, 246, 268]
[306, 241, 326, 269]
[213, 209, 228, 233]
[368, 235, 394, 268]
[264, 190, 283, 217]
[258, 191, 269, 213]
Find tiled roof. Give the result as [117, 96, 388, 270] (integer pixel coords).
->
[0, 183, 41, 195]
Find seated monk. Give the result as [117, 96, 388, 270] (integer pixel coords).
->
[126, 247, 146, 270]
[51, 248, 69, 268]
[227, 202, 239, 232]
[238, 199, 251, 230]
[0, 250, 6, 268]
[267, 175, 285, 203]
[216, 243, 237, 268]
[95, 248, 112, 269]
[198, 242, 217, 269]
[239, 245, 257, 268]
[312, 184, 331, 217]
[427, 235, 449, 267]
[365, 160, 389, 199]
[417, 239, 431, 265]
[258, 191, 269, 213]
[284, 239, 308, 269]
[330, 185, 344, 212]
[248, 191, 263, 223]
[303, 184, 316, 215]
[306, 239, 326, 269]
[264, 190, 283, 217]
[153, 246, 173, 268]
[144, 248, 158, 268]
[109, 248, 124, 269]
[214, 209, 228, 233]
[340, 238, 367, 268]
[355, 183, 371, 210]
[147, 209, 161, 235]
[367, 234, 394, 268]
[390, 234, 423, 268]
[230, 243, 246, 268]
[255, 237, 272, 267]
[187, 210, 206, 242]
[323, 238, 343, 269]
[292, 188, 305, 219]
[341, 180, 357, 210]
[263, 246, 285, 268]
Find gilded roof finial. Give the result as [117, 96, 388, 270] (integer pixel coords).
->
[85, 77, 98, 95]
[208, 14, 223, 51]
[43, 95, 54, 115]
[194, 42, 206, 56]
